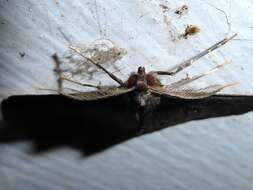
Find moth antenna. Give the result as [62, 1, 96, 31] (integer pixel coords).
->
[154, 33, 237, 76]
[35, 87, 82, 94]
[69, 46, 124, 86]
[35, 87, 59, 93]
[61, 76, 101, 89]
[168, 60, 232, 88]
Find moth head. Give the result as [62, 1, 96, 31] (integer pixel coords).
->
[137, 66, 146, 75]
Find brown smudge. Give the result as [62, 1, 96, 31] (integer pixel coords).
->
[181, 25, 200, 39]
[175, 5, 188, 17]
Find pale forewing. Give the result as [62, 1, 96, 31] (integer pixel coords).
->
[150, 83, 237, 99]
[61, 86, 134, 101]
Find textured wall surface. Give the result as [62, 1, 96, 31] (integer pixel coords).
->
[0, 0, 253, 189]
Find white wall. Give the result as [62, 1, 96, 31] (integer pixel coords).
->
[1, 1, 253, 189]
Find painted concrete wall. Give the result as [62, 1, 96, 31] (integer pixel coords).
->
[0, 0, 253, 189]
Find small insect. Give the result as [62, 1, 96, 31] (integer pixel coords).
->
[55, 33, 238, 108]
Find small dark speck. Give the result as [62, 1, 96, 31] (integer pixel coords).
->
[241, 67, 244, 71]
[19, 52, 26, 58]
[1, 22, 5, 25]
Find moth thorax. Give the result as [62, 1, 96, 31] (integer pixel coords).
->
[135, 91, 160, 107]
[136, 80, 148, 91]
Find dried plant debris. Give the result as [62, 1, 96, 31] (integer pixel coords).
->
[180, 25, 201, 39]
[159, 3, 192, 41]
[174, 5, 189, 17]
[71, 39, 126, 64]
[61, 39, 127, 79]
[159, 4, 178, 41]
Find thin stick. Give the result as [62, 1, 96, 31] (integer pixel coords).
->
[70, 46, 125, 86]
[154, 33, 237, 76]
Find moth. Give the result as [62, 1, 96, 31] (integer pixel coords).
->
[57, 33, 238, 105]
[2, 33, 253, 154]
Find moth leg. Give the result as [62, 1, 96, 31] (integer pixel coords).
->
[168, 60, 232, 88]
[70, 46, 125, 86]
[60, 76, 101, 89]
[154, 33, 237, 76]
